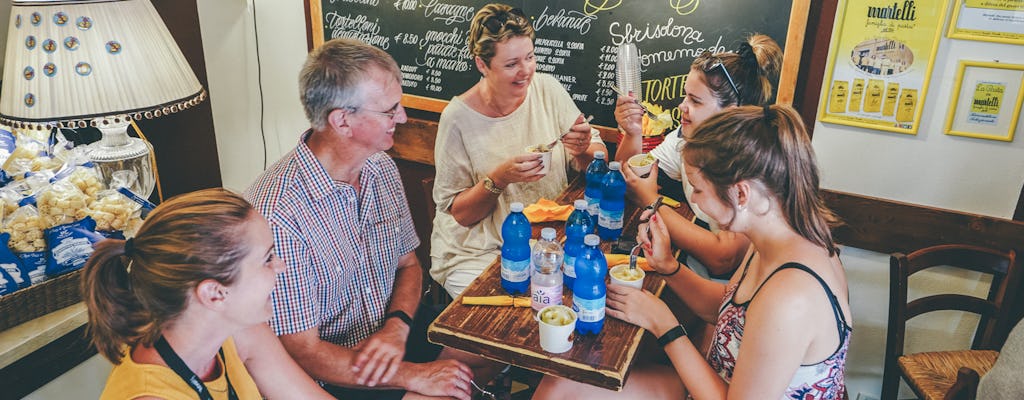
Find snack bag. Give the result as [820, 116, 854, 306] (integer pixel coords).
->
[3, 205, 48, 281]
[0, 232, 32, 288]
[0, 263, 17, 296]
[36, 179, 91, 228]
[45, 216, 104, 276]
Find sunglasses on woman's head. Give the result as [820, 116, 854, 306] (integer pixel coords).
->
[483, 8, 525, 33]
[700, 52, 742, 105]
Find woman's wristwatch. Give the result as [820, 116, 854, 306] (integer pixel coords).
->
[483, 176, 504, 195]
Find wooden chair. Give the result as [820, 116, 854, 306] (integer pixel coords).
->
[882, 244, 1022, 400]
[419, 177, 452, 306]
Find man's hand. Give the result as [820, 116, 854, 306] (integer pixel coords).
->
[404, 359, 474, 400]
[351, 319, 410, 386]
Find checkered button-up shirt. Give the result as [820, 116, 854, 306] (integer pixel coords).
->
[245, 131, 419, 347]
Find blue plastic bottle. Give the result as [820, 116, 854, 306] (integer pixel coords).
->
[584, 151, 609, 227]
[573, 234, 607, 335]
[598, 161, 626, 241]
[500, 202, 531, 295]
[563, 199, 594, 289]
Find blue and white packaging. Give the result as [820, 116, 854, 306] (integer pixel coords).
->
[45, 217, 104, 276]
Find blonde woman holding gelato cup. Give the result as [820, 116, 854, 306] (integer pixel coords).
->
[430, 3, 607, 298]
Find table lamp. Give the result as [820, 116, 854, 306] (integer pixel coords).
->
[0, 0, 206, 198]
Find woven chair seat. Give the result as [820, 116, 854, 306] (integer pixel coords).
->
[898, 350, 998, 400]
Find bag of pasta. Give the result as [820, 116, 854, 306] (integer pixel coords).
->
[45, 216, 104, 276]
[36, 179, 91, 228]
[3, 204, 48, 281]
[83, 181, 143, 238]
[0, 232, 32, 289]
[51, 150, 105, 201]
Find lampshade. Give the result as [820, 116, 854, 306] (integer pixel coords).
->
[0, 0, 207, 198]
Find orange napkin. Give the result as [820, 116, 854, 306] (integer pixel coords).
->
[523, 198, 574, 223]
[604, 253, 653, 271]
[462, 295, 532, 307]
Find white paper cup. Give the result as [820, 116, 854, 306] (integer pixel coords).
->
[627, 153, 655, 178]
[609, 264, 645, 290]
[537, 305, 576, 353]
[526, 145, 552, 175]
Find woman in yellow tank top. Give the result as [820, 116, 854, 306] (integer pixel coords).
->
[82, 188, 332, 399]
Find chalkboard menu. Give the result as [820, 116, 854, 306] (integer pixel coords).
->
[308, 0, 808, 128]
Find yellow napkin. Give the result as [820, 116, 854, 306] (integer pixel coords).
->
[523, 198, 574, 223]
[604, 253, 653, 271]
[462, 295, 532, 307]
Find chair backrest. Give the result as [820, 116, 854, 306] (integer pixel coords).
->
[882, 244, 1022, 398]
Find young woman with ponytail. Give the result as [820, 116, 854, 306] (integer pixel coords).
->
[83, 188, 331, 399]
[614, 34, 783, 278]
[536, 105, 851, 399]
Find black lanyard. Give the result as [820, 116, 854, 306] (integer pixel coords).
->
[154, 336, 238, 400]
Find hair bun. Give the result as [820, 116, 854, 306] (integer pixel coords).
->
[737, 42, 760, 74]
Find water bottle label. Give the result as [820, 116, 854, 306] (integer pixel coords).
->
[585, 195, 600, 216]
[563, 255, 576, 278]
[501, 258, 530, 282]
[531, 282, 563, 310]
[598, 209, 624, 229]
[572, 295, 606, 323]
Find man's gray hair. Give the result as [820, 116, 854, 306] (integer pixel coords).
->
[299, 38, 401, 131]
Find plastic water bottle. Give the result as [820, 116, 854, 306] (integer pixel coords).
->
[573, 234, 607, 335]
[563, 199, 594, 289]
[531, 227, 564, 311]
[501, 202, 531, 295]
[598, 161, 626, 241]
[584, 151, 609, 227]
[616, 42, 642, 100]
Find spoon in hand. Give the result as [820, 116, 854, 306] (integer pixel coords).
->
[609, 84, 659, 120]
[538, 115, 595, 151]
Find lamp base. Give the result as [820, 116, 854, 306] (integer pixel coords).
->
[85, 119, 155, 199]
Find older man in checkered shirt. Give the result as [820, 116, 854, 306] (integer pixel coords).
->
[245, 38, 491, 400]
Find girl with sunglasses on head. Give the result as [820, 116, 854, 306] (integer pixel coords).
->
[614, 35, 782, 280]
[83, 188, 332, 400]
[535, 105, 850, 400]
[430, 3, 608, 298]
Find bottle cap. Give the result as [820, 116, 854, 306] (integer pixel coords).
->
[584, 234, 600, 246]
[594, 151, 605, 159]
[510, 202, 524, 212]
[573, 199, 587, 209]
[609, 161, 621, 170]
[541, 227, 556, 240]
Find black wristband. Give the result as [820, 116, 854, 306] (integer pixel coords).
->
[384, 310, 413, 327]
[657, 325, 687, 347]
[660, 261, 682, 276]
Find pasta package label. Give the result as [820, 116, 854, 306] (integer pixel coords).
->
[45, 217, 103, 277]
[865, 79, 884, 113]
[883, 82, 900, 116]
[896, 89, 918, 122]
[849, 79, 865, 112]
[829, 80, 849, 113]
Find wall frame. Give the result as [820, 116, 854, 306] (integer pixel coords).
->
[948, 0, 1024, 45]
[944, 60, 1024, 142]
[818, 0, 949, 135]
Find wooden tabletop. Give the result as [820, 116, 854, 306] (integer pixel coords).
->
[427, 174, 694, 390]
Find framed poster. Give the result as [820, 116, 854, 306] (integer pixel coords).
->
[818, 0, 950, 134]
[948, 0, 1024, 45]
[944, 61, 1024, 141]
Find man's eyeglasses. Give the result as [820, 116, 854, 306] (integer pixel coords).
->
[704, 56, 742, 105]
[343, 104, 402, 120]
[483, 8, 525, 33]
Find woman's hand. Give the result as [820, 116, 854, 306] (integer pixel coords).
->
[491, 153, 545, 186]
[614, 92, 643, 137]
[606, 284, 678, 336]
[561, 114, 592, 158]
[621, 159, 660, 205]
[637, 211, 676, 274]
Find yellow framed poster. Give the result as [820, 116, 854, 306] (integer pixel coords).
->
[944, 61, 1024, 141]
[819, 0, 950, 134]
[948, 0, 1024, 45]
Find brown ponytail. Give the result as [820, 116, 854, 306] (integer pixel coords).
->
[682, 105, 840, 256]
[82, 188, 255, 363]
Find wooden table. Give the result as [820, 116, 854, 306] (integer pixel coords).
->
[427, 175, 694, 390]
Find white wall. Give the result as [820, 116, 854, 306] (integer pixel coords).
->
[196, 0, 308, 192]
